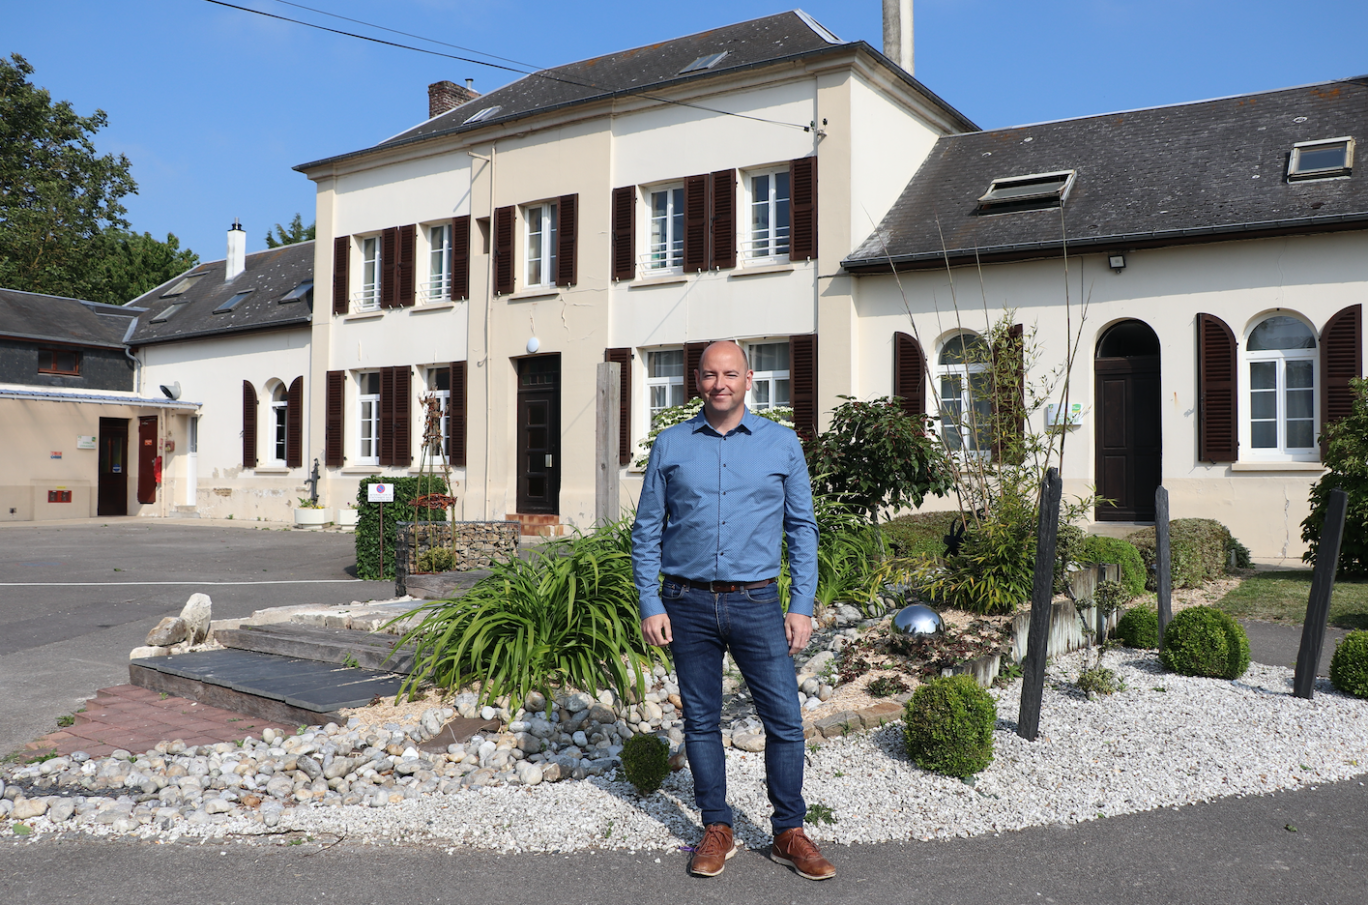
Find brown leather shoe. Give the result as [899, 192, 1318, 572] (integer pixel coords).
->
[690, 823, 739, 877]
[771, 827, 835, 880]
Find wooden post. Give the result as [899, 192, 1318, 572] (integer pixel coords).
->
[595, 362, 621, 528]
[1018, 467, 1062, 741]
[1294, 488, 1348, 699]
[1155, 486, 1172, 651]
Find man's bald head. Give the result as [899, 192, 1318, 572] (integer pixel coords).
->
[698, 340, 749, 372]
[696, 340, 752, 429]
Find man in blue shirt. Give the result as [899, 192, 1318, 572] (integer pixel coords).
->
[632, 340, 833, 881]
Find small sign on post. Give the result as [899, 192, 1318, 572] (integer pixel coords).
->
[368, 483, 395, 578]
[1294, 487, 1349, 699]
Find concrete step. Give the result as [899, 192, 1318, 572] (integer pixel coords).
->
[214, 623, 417, 674]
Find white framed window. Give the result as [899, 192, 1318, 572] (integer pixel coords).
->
[423, 224, 451, 302]
[747, 342, 790, 411]
[427, 367, 451, 457]
[1244, 315, 1318, 459]
[646, 349, 685, 427]
[356, 236, 381, 310]
[937, 333, 993, 455]
[744, 168, 790, 262]
[270, 383, 288, 464]
[357, 371, 381, 465]
[1288, 137, 1354, 181]
[524, 202, 558, 287]
[647, 185, 684, 272]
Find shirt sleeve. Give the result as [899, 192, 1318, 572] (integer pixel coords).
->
[781, 432, 819, 618]
[630, 434, 669, 620]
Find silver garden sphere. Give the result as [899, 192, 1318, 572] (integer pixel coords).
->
[892, 604, 943, 638]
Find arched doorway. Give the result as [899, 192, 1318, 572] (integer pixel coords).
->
[1095, 320, 1161, 521]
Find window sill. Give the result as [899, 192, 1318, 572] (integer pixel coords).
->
[1230, 460, 1325, 472]
[505, 288, 560, 302]
[342, 310, 384, 322]
[409, 302, 457, 313]
[252, 466, 291, 475]
[626, 274, 689, 288]
[340, 466, 382, 475]
[729, 263, 794, 279]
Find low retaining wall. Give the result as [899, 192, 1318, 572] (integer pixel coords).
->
[395, 521, 519, 596]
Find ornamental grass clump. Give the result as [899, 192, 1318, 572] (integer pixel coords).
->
[1160, 606, 1250, 679]
[1329, 630, 1368, 699]
[1115, 605, 1160, 649]
[902, 674, 996, 778]
[620, 733, 671, 796]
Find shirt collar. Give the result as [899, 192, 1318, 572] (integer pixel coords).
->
[690, 407, 756, 437]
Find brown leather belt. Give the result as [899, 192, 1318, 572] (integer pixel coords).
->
[664, 575, 776, 593]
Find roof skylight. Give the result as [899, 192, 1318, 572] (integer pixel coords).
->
[279, 280, 313, 304]
[212, 290, 253, 314]
[464, 105, 502, 124]
[977, 170, 1076, 212]
[160, 274, 202, 297]
[1288, 137, 1354, 181]
[680, 51, 728, 74]
[149, 304, 181, 324]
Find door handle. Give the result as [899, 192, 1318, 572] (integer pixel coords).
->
[545, 454, 553, 467]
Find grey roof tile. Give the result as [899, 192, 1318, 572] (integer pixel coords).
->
[0, 289, 141, 349]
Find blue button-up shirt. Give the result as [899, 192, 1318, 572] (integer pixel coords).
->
[631, 408, 819, 620]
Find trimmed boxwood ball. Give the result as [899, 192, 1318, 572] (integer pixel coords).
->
[1160, 606, 1250, 679]
[1116, 605, 1160, 649]
[620, 733, 670, 795]
[1329, 630, 1368, 699]
[902, 674, 996, 778]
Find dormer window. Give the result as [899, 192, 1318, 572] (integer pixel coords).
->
[977, 170, 1076, 212]
[680, 51, 728, 73]
[464, 105, 502, 125]
[1288, 137, 1354, 181]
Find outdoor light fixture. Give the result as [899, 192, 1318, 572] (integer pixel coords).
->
[1108, 254, 1127, 272]
[526, 337, 540, 353]
[160, 381, 182, 400]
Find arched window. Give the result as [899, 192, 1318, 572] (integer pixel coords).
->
[271, 383, 289, 464]
[937, 333, 992, 453]
[1245, 314, 1317, 458]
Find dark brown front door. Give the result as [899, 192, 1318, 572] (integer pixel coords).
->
[97, 418, 128, 516]
[1095, 355, 1161, 521]
[516, 355, 561, 514]
[137, 416, 158, 505]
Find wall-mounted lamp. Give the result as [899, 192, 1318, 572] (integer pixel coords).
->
[159, 381, 182, 400]
[526, 337, 540, 354]
[1108, 254, 1126, 273]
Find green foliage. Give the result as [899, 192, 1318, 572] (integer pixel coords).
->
[866, 675, 909, 697]
[918, 511, 1035, 615]
[1127, 519, 1241, 590]
[1054, 523, 1086, 594]
[1304, 378, 1368, 578]
[264, 213, 316, 249]
[633, 398, 792, 468]
[1160, 606, 1250, 679]
[1329, 630, 1368, 698]
[1076, 665, 1124, 696]
[619, 733, 670, 796]
[354, 477, 448, 580]
[880, 510, 960, 559]
[902, 674, 996, 778]
[805, 803, 838, 825]
[88, 229, 198, 305]
[390, 518, 665, 711]
[416, 547, 456, 574]
[297, 496, 323, 509]
[1080, 535, 1147, 599]
[810, 497, 888, 613]
[805, 396, 952, 521]
[1093, 579, 1128, 617]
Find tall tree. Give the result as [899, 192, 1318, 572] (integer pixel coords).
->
[89, 230, 199, 305]
[265, 213, 315, 248]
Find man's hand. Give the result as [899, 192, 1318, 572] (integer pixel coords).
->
[642, 613, 673, 647]
[784, 612, 812, 656]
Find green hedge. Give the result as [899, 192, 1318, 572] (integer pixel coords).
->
[1080, 535, 1147, 599]
[1126, 519, 1244, 590]
[1160, 605, 1250, 679]
[354, 476, 449, 581]
[881, 510, 961, 559]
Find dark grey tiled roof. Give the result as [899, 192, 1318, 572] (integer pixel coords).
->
[0, 288, 141, 349]
[845, 77, 1368, 271]
[127, 241, 314, 346]
[295, 11, 975, 171]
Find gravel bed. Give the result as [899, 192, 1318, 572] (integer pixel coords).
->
[6, 647, 1365, 852]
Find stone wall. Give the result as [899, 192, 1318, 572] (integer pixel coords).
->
[395, 521, 519, 594]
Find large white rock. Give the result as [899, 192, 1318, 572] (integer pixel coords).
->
[129, 646, 170, 660]
[145, 617, 189, 647]
[732, 730, 767, 752]
[179, 593, 213, 644]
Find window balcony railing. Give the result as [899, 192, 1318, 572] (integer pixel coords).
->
[639, 249, 684, 275]
[352, 283, 381, 312]
[417, 275, 452, 304]
[741, 229, 790, 262]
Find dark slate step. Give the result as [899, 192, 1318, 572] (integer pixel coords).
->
[214, 624, 416, 673]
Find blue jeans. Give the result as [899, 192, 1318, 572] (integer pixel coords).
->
[662, 579, 806, 833]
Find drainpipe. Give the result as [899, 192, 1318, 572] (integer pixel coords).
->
[468, 145, 496, 520]
[121, 316, 142, 395]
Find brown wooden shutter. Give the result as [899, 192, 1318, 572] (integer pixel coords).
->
[710, 169, 736, 270]
[684, 341, 708, 400]
[1197, 313, 1238, 463]
[332, 236, 350, 315]
[1321, 303, 1362, 456]
[325, 371, 345, 467]
[683, 174, 709, 273]
[448, 360, 467, 467]
[493, 206, 515, 294]
[396, 224, 416, 306]
[450, 216, 470, 300]
[380, 226, 398, 308]
[285, 376, 304, 468]
[379, 367, 396, 465]
[893, 331, 926, 417]
[605, 348, 633, 465]
[790, 333, 819, 439]
[242, 380, 257, 468]
[556, 193, 578, 287]
[392, 365, 412, 467]
[789, 156, 818, 261]
[611, 186, 635, 281]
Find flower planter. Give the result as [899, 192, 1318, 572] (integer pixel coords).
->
[335, 508, 359, 529]
[294, 507, 331, 528]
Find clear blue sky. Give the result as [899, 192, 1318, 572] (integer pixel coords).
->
[8, 0, 1366, 269]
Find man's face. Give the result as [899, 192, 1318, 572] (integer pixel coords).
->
[697, 343, 752, 422]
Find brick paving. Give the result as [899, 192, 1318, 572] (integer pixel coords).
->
[24, 685, 295, 758]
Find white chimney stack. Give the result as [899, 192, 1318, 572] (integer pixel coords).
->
[225, 218, 246, 282]
[883, 0, 914, 75]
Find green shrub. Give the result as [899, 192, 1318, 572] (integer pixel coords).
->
[902, 674, 996, 778]
[881, 510, 961, 559]
[1076, 665, 1123, 696]
[1080, 535, 1147, 599]
[355, 476, 449, 580]
[920, 513, 1034, 615]
[1160, 606, 1250, 679]
[1329, 630, 1368, 698]
[620, 733, 671, 795]
[1094, 579, 1127, 616]
[416, 547, 456, 574]
[1115, 605, 1160, 649]
[1303, 378, 1368, 578]
[1054, 524, 1087, 594]
[1127, 519, 1241, 590]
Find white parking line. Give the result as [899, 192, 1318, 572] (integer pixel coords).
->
[0, 579, 367, 587]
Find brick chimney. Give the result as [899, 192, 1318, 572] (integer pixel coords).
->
[428, 80, 480, 119]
